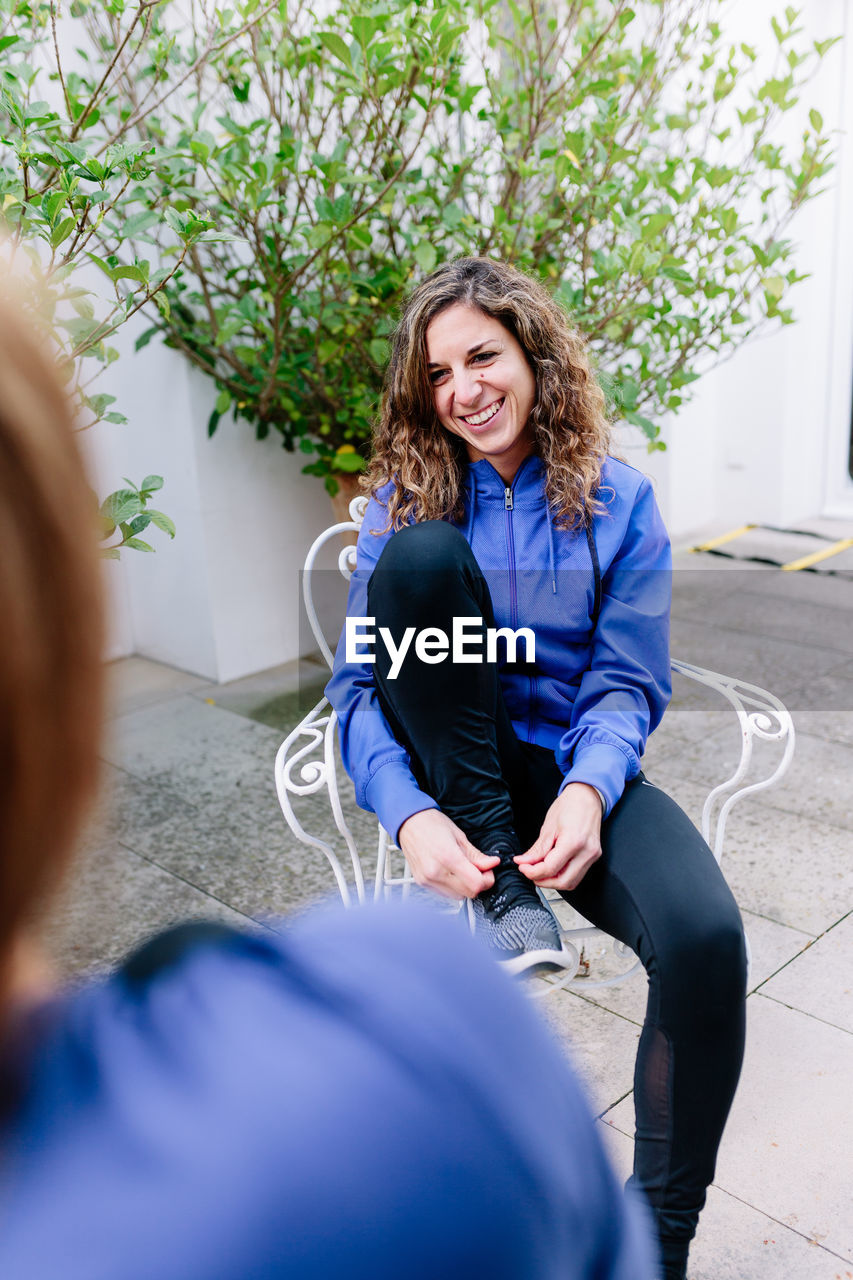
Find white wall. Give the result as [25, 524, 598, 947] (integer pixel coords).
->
[622, 0, 852, 538]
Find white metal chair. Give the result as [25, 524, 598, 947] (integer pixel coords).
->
[274, 496, 796, 992]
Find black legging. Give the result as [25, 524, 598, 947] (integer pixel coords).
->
[366, 521, 747, 1280]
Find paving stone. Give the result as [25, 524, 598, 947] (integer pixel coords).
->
[106, 656, 212, 717]
[719, 565, 853, 614]
[43, 842, 256, 978]
[597, 1124, 848, 1280]
[80, 762, 197, 854]
[741, 909, 815, 993]
[198, 656, 329, 732]
[653, 721, 853, 836]
[100, 694, 283, 812]
[760, 912, 853, 1035]
[605, 997, 853, 1263]
[672, 578, 853, 661]
[122, 773, 385, 921]
[669, 616, 843, 703]
[777, 672, 853, 746]
[536, 987, 640, 1118]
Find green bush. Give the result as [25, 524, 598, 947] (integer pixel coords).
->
[1, 0, 838, 511]
[0, 0, 269, 551]
[136, 0, 836, 490]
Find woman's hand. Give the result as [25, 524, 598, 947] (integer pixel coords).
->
[398, 810, 500, 900]
[514, 783, 603, 891]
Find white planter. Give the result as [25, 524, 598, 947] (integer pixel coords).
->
[85, 325, 339, 682]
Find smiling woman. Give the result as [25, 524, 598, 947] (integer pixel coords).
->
[425, 306, 536, 480]
[326, 256, 749, 1280]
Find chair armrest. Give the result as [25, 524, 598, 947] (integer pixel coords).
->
[670, 658, 796, 863]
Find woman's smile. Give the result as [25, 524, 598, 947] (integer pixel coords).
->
[425, 304, 536, 482]
[459, 397, 505, 429]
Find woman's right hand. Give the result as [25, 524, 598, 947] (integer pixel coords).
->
[398, 810, 499, 900]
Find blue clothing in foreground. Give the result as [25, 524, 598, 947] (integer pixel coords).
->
[0, 903, 654, 1280]
[326, 455, 672, 841]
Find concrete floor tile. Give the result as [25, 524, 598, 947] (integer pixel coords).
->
[669, 616, 842, 703]
[712, 997, 853, 1261]
[759, 913, 853, 1034]
[538, 898, 648, 1024]
[198, 657, 329, 732]
[701, 565, 853, 615]
[672, 581, 853, 662]
[123, 779, 384, 921]
[81, 762, 198, 854]
[100, 694, 282, 812]
[596, 1124, 849, 1280]
[106, 656, 212, 717]
[716, 806, 852, 935]
[537, 988, 640, 1117]
[654, 723, 853, 836]
[741, 909, 815, 993]
[43, 842, 256, 978]
[778, 672, 853, 746]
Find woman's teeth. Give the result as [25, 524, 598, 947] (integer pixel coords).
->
[461, 398, 504, 427]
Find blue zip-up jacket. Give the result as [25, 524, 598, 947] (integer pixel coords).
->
[326, 454, 672, 842]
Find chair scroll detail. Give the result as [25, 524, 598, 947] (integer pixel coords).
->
[274, 499, 795, 991]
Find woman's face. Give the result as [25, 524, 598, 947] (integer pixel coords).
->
[424, 303, 536, 483]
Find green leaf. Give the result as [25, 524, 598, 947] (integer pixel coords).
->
[624, 409, 657, 437]
[809, 108, 823, 132]
[140, 475, 164, 494]
[215, 389, 232, 414]
[43, 191, 67, 223]
[319, 32, 351, 67]
[208, 408, 221, 437]
[50, 216, 77, 249]
[135, 325, 160, 352]
[123, 210, 160, 238]
[101, 489, 143, 523]
[762, 275, 785, 300]
[124, 537, 155, 552]
[414, 241, 437, 273]
[148, 509, 176, 538]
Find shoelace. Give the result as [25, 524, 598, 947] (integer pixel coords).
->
[481, 851, 543, 920]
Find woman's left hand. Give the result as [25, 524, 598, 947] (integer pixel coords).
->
[514, 782, 603, 891]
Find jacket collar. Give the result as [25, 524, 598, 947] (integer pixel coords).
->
[466, 453, 544, 497]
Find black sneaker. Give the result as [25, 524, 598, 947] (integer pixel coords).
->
[472, 848, 566, 976]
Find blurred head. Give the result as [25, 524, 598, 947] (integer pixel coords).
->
[366, 257, 611, 530]
[0, 284, 104, 1003]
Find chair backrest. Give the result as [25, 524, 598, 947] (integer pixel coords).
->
[302, 496, 369, 670]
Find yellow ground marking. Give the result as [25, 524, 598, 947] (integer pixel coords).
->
[690, 524, 756, 553]
[781, 537, 853, 572]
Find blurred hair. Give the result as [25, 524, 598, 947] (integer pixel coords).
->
[364, 257, 612, 531]
[0, 282, 104, 989]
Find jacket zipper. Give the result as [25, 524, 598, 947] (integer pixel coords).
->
[503, 481, 538, 743]
[504, 485, 517, 629]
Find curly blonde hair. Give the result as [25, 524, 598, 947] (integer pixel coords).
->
[364, 257, 612, 531]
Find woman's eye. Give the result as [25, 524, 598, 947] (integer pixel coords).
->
[473, 351, 497, 363]
[429, 369, 449, 384]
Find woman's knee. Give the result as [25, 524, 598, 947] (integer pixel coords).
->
[374, 519, 471, 575]
[655, 907, 747, 1010]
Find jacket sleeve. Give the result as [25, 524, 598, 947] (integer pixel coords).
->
[325, 494, 440, 843]
[555, 477, 672, 816]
